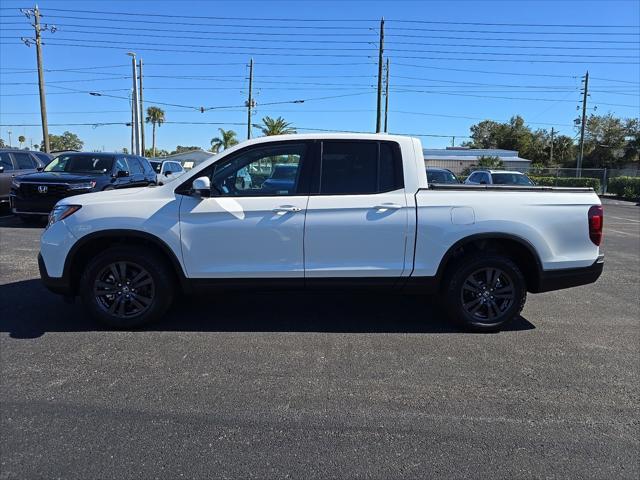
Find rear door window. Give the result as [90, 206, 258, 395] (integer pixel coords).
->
[12, 152, 37, 170]
[319, 141, 403, 195]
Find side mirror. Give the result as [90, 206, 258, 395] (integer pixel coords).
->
[37, 166, 44, 172]
[192, 176, 211, 197]
[116, 170, 129, 178]
[479, 180, 487, 185]
[165, 170, 172, 176]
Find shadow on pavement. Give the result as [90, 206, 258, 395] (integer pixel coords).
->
[0, 279, 535, 339]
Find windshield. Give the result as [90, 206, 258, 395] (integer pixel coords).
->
[44, 155, 114, 174]
[491, 173, 534, 185]
[427, 169, 458, 184]
[149, 161, 162, 174]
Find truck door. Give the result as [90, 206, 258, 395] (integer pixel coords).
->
[179, 141, 311, 279]
[304, 140, 409, 278]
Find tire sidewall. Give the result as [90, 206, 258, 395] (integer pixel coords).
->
[445, 254, 526, 332]
[80, 247, 174, 328]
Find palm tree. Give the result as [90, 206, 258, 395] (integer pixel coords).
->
[210, 128, 239, 153]
[258, 116, 296, 136]
[18, 135, 25, 148]
[145, 106, 166, 157]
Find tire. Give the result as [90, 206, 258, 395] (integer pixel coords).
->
[443, 252, 526, 332]
[79, 246, 174, 328]
[102, 185, 115, 191]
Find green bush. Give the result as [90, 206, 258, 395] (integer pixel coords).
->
[608, 176, 640, 201]
[529, 176, 602, 192]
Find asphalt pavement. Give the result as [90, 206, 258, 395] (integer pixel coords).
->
[0, 199, 638, 479]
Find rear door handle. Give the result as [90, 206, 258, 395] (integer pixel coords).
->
[273, 206, 302, 214]
[374, 203, 402, 211]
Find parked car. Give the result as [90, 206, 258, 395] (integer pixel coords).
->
[38, 134, 603, 332]
[262, 164, 298, 193]
[10, 152, 156, 222]
[0, 149, 51, 206]
[465, 170, 535, 186]
[425, 167, 460, 185]
[149, 160, 185, 185]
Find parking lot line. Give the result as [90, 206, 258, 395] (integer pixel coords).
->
[608, 216, 640, 224]
[606, 228, 639, 237]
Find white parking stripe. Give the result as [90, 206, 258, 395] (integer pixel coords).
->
[607, 228, 640, 237]
[608, 216, 640, 224]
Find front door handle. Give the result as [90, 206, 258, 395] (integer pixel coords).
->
[374, 203, 402, 211]
[273, 206, 302, 214]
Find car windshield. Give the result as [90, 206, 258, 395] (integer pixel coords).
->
[427, 170, 458, 184]
[491, 173, 534, 185]
[44, 155, 114, 174]
[271, 165, 297, 180]
[149, 161, 162, 174]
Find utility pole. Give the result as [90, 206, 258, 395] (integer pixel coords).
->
[33, 6, 50, 153]
[451, 136, 455, 147]
[7, 130, 12, 147]
[130, 90, 134, 153]
[549, 127, 555, 164]
[376, 17, 385, 133]
[128, 52, 140, 155]
[138, 58, 145, 156]
[246, 58, 254, 140]
[577, 71, 589, 178]
[383, 58, 390, 133]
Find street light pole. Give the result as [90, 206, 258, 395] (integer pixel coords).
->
[127, 52, 140, 155]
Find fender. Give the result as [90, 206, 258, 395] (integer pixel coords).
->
[62, 229, 190, 293]
[404, 232, 544, 293]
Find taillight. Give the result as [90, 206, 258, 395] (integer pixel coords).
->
[588, 205, 604, 246]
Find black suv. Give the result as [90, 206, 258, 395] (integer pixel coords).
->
[10, 152, 156, 222]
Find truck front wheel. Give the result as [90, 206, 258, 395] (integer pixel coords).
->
[444, 253, 526, 332]
[79, 246, 174, 328]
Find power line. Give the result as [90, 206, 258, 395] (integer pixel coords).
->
[28, 7, 640, 28]
[7, 40, 638, 64]
[7, 34, 637, 58]
[7, 27, 639, 51]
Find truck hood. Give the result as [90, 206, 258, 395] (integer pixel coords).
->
[16, 171, 104, 183]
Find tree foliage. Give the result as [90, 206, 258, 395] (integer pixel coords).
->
[42, 131, 83, 152]
[18, 135, 26, 147]
[465, 114, 638, 168]
[582, 114, 639, 168]
[146, 106, 166, 157]
[210, 128, 239, 153]
[258, 116, 296, 136]
[0, 138, 5, 148]
[170, 146, 202, 155]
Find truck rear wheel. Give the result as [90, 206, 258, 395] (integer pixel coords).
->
[443, 253, 526, 332]
[79, 246, 174, 328]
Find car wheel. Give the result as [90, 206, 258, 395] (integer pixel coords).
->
[103, 185, 115, 191]
[443, 253, 526, 332]
[79, 246, 174, 328]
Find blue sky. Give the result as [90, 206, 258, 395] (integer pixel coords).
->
[1, 0, 639, 152]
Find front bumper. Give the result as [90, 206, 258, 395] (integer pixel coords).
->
[533, 254, 604, 293]
[38, 252, 72, 295]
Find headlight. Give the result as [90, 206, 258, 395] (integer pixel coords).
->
[10, 178, 21, 189]
[47, 204, 82, 228]
[68, 181, 97, 190]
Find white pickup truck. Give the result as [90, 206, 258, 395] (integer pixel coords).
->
[39, 134, 604, 331]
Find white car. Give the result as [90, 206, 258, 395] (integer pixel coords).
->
[465, 170, 535, 186]
[149, 160, 185, 185]
[38, 133, 603, 331]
